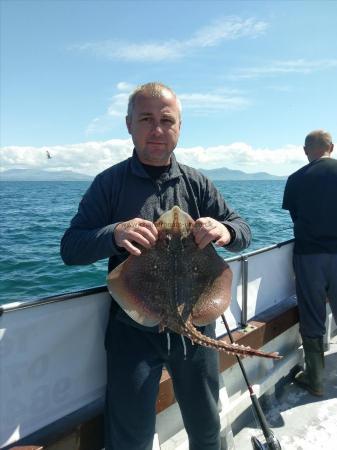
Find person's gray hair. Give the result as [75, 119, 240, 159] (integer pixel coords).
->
[304, 130, 333, 150]
[127, 82, 182, 118]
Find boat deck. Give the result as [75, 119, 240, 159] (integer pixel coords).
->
[233, 334, 337, 450]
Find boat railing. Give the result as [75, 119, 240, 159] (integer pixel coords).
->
[225, 238, 294, 327]
[0, 238, 313, 450]
[0, 239, 295, 319]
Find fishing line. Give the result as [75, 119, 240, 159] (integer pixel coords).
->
[221, 314, 282, 450]
[269, 225, 293, 235]
[266, 225, 293, 247]
[274, 226, 293, 233]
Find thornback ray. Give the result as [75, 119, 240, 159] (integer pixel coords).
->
[107, 206, 281, 360]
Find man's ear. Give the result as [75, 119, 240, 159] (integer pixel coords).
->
[303, 145, 308, 155]
[330, 143, 334, 154]
[126, 115, 131, 134]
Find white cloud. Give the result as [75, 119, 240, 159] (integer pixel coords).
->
[116, 81, 135, 92]
[186, 17, 268, 48]
[234, 58, 337, 79]
[0, 140, 134, 176]
[1, 139, 307, 177]
[86, 83, 250, 135]
[86, 81, 136, 135]
[71, 16, 268, 62]
[176, 143, 307, 174]
[180, 91, 250, 113]
[75, 40, 182, 62]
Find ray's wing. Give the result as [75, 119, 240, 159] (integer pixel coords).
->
[184, 238, 232, 326]
[107, 248, 164, 326]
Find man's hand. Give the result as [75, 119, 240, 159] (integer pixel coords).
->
[192, 217, 232, 249]
[114, 218, 158, 256]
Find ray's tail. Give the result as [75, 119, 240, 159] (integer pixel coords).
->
[178, 321, 281, 360]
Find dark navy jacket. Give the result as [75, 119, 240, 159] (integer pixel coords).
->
[61, 151, 251, 270]
[61, 151, 251, 330]
[282, 157, 337, 254]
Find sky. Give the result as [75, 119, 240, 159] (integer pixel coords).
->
[1, 0, 337, 176]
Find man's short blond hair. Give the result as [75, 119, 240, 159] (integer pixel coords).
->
[304, 130, 333, 150]
[127, 82, 182, 118]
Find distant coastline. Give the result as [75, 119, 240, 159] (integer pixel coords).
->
[1, 167, 286, 182]
[0, 169, 93, 182]
[199, 167, 286, 181]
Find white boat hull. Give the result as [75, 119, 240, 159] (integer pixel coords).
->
[1, 240, 335, 449]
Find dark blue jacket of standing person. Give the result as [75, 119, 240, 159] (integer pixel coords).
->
[61, 150, 251, 329]
[282, 157, 337, 254]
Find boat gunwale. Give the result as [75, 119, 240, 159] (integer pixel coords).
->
[0, 239, 294, 315]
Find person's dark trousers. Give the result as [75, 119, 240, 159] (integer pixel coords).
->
[165, 325, 221, 450]
[293, 253, 337, 338]
[293, 253, 337, 395]
[104, 317, 221, 450]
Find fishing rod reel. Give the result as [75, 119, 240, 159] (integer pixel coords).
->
[251, 430, 282, 450]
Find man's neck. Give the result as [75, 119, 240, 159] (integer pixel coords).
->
[308, 152, 331, 162]
[141, 162, 171, 180]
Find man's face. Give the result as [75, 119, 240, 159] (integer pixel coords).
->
[126, 90, 181, 166]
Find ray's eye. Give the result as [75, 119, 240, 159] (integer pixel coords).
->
[193, 265, 198, 272]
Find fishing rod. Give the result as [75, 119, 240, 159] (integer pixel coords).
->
[221, 313, 282, 450]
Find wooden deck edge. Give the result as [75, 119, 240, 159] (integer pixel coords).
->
[6, 302, 299, 450]
[4, 402, 104, 450]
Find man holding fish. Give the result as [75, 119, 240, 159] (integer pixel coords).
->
[61, 82, 251, 450]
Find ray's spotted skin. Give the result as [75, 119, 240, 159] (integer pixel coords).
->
[107, 206, 281, 360]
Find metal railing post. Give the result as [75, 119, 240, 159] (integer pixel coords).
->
[241, 256, 248, 327]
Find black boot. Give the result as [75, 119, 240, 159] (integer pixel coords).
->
[294, 336, 324, 396]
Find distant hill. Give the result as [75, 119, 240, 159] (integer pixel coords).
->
[0, 169, 93, 181]
[199, 167, 286, 181]
[0, 167, 285, 181]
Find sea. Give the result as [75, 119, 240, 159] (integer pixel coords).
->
[0, 180, 293, 305]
